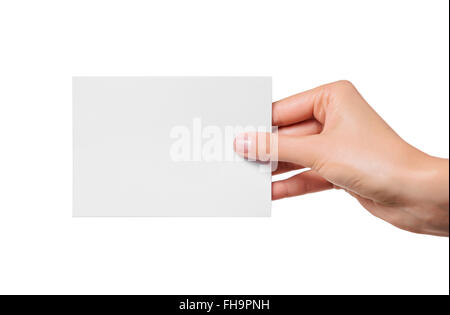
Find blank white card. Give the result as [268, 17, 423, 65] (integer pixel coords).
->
[73, 77, 271, 216]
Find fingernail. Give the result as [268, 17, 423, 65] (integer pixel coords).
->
[234, 133, 250, 155]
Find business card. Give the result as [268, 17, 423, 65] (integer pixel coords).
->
[73, 77, 272, 216]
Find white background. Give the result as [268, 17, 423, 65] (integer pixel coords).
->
[0, 0, 448, 294]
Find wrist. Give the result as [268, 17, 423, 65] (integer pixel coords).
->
[403, 153, 449, 235]
[422, 156, 449, 209]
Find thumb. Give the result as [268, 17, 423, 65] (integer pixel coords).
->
[234, 132, 324, 169]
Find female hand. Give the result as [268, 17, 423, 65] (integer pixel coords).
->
[234, 81, 449, 236]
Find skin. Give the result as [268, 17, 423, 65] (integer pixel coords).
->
[234, 80, 449, 237]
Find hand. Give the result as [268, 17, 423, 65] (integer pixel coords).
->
[234, 81, 449, 236]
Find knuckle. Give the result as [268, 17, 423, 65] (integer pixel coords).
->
[320, 80, 358, 106]
[281, 181, 290, 198]
[333, 80, 357, 93]
[336, 80, 355, 88]
[301, 179, 312, 195]
[316, 80, 357, 104]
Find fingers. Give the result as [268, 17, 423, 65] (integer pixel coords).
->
[272, 80, 356, 126]
[272, 170, 333, 200]
[234, 132, 324, 169]
[271, 120, 322, 174]
[237, 82, 356, 168]
[278, 119, 322, 136]
[272, 84, 328, 126]
[273, 162, 303, 175]
[277, 133, 324, 167]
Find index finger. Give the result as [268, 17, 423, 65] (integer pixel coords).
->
[272, 83, 330, 126]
